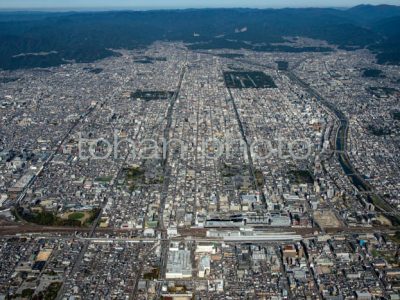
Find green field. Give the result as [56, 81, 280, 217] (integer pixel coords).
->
[224, 71, 277, 89]
[95, 176, 113, 183]
[68, 212, 85, 221]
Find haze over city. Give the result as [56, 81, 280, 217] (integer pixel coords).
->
[0, 0, 400, 9]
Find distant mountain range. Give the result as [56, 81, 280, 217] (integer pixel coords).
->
[0, 5, 399, 70]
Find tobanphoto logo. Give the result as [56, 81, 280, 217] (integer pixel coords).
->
[77, 131, 314, 161]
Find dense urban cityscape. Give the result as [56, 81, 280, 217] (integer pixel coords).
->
[1, 3, 400, 300]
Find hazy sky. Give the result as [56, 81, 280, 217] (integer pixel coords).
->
[0, 0, 399, 10]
